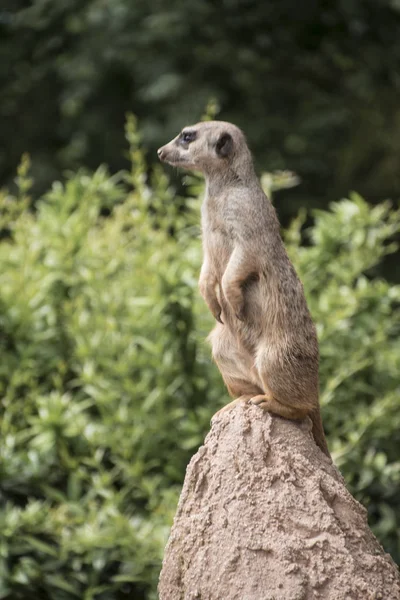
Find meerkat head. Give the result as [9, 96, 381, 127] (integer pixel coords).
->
[157, 121, 253, 178]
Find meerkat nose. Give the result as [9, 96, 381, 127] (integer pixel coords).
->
[157, 147, 165, 160]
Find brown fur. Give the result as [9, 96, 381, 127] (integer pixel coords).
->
[158, 121, 330, 457]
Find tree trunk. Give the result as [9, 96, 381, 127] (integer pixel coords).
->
[159, 404, 400, 600]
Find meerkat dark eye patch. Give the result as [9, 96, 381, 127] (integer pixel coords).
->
[180, 130, 197, 144]
[216, 132, 233, 158]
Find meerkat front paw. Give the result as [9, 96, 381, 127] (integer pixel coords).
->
[226, 291, 246, 321]
[205, 289, 223, 323]
[213, 304, 224, 324]
[206, 296, 224, 324]
[221, 276, 246, 322]
[199, 278, 223, 323]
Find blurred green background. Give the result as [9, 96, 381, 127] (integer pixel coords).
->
[1, 2, 400, 599]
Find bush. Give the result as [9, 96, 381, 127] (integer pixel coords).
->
[0, 119, 399, 598]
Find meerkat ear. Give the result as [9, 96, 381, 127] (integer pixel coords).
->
[216, 132, 233, 158]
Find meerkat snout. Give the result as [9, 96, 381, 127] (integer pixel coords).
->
[157, 128, 198, 169]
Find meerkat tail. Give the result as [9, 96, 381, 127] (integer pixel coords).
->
[309, 405, 330, 458]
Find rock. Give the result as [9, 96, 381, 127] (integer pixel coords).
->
[159, 403, 400, 600]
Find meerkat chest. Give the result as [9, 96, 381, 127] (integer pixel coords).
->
[201, 200, 233, 276]
[201, 193, 233, 236]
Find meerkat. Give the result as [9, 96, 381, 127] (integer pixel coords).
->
[157, 121, 330, 457]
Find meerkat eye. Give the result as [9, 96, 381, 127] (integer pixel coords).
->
[180, 131, 196, 144]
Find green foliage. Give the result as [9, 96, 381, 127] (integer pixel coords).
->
[1, 0, 400, 224]
[0, 122, 399, 598]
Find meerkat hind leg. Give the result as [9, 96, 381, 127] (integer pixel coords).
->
[250, 393, 309, 421]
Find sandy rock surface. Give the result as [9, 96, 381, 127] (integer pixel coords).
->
[159, 403, 400, 600]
